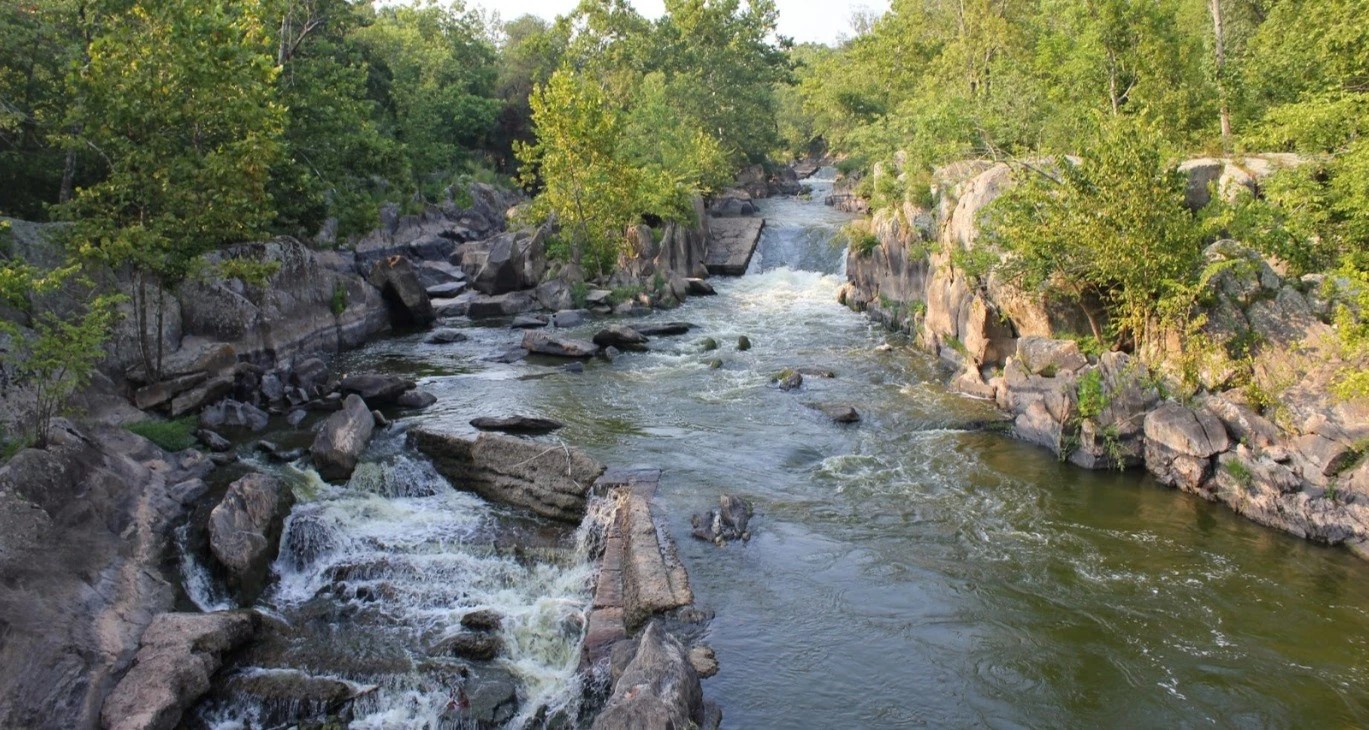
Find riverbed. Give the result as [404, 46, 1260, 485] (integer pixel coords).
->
[195, 171, 1369, 728]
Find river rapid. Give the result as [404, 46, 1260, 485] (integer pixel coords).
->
[192, 171, 1369, 728]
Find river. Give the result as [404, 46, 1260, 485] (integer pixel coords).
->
[193, 170, 1369, 728]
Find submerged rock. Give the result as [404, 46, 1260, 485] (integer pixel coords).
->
[461, 609, 504, 632]
[814, 404, 861, 424]
[435, 632, 503, 662]
[636, 322, 692, 337]
[426, 328, 469, 344]
[773, 368, 803, 391]
[737, 335, 752, 351]
[396, 389, 438, 410]
[522, 330, 600, 358]
[470, 416, 565, 435]
[691, 494, 753, 545]
[699, 337, 719, 352]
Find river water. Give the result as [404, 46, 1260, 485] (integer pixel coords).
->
[194, 171, 1369, 728]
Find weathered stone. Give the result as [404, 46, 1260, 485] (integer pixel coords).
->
[310, 394, 375, 482]
[774, 368, 803, 391]
[199, 399, 270, 432]
[706, 217, 765, 276]
[552, 309, 590, 328]
[169, 375, 234, 418]
[1144, 402, 1232, 458]
[592, 622, 704, 730]
[434, 632, 503, 661]
[134, 372, 209, 412]
[339, 373, 415, 405]
[691, 494, 754, 545]
[195, 429, 232, 453]
[367, 255, 436, 327]
[594, 325, 650, 350]
[522, 330, 600, 358]
[209, 474, 294, 600]
[619, 494, 693, 628]
[287, 409, 308, 427]
[461, 609, 504, 633]
[814, 404, 861, 424]
[688, 645, 719, 679]
[409, 430, 605, 522]
[467, 291, 538, 319]
[101, 611, 261, 730]
[686, 278, 716, 296]
[737, 335, 752, 351]
[396, 389, 438, 410]
[699, 337, 719, 352]
[511, 314, 549, 329]
[426, 328, 469, 344]
[1017, 337, 1088, 376]
[470, 416, 565, 435]
[426, 281, 466, 299]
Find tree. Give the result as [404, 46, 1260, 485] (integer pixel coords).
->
[57, 0, 284, 380]
[983, 116, 1205, 350]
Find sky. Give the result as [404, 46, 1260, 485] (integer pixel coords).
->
[469, 0, 890, 46]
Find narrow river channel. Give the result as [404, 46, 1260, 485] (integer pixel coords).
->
[196, 171, 1369, 728]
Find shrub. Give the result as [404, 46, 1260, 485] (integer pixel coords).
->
[126, 417, 199, 452]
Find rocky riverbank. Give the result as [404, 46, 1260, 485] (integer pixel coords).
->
[837, 158, 1369, 559]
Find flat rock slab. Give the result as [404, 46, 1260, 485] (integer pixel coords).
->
[706, 218, 765, 276]
[636, 322, 693, 337]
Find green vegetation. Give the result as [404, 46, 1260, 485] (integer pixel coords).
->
[1076, 369, 1110, 420]
[126, 417, 199, 452]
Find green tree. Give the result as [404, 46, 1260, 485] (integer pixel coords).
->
[57, 0, 284, 379]
[517, 69, 643, 277]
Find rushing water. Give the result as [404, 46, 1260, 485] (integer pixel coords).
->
[191, 170, 1369, 728]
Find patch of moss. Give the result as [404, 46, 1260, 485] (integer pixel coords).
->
[126, 417, 198, 452]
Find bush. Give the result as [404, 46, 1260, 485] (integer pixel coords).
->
[126, 417, 199, 452]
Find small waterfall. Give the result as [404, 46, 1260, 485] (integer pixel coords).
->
[176, 522, 235, 613]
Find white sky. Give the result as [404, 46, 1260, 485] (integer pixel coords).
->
[469, 0, 890, 46]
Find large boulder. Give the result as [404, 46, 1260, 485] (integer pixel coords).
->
[470, 416, 565, 435]
[593, 325, 650, 350]
[592, 622, 705, 730]
[367, 255, 436, 327]
[0, 424, 204, 730]
[310, 394, 375, 482]
[408, 429, 605, 522]
[1144, 402, 1232, 492]
[338, 373, 415, 406]
[208, 473, 294, 602]
[100, 611, 261, 730]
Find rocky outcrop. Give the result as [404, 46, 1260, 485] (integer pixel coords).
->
[408, 429, 606, 522]
[1176, 154, 1304, 211]
[310, 394, 375, 482]
[592, 622, 705, 730]
[458, 227, 547, 295]
[0, 423, 207, 730]
[100, 611, 260, 730]
[367, 256, 436, 327]
[208, 473, 294, 602]
[706, 218, 765, 276]
[350, 182, 521, 267]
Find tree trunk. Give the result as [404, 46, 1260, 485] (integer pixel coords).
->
[1209, 0, 1233, 149]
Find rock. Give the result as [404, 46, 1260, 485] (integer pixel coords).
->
[396, 389, 438, 410]
[584, 289, 613, 307]
[594, 325, 650, 350]
[223, 668, 372, 729]
[260, 372, 285, 403]
[592, 622, 704, 730]
[435, 632, 503, 661]
[1016, 337, 1088, 376]
[706, 217, 765, 276]
[875, 343, 894, 353]
[617, 494, 693, 629]
[199, 398, 270, 432]
[339, 373, 415, 406]
[737, 335, 752, 351]
[564, 362, 586, 374]
[310, 394, 376, 482]
[470, 416, 565, 435]
[100, 611, 261, 730]
[699, 337, 719, 352]
[688, 645, 719, 679]
[287, 409, 308, 427]
[552, 309, 590, 328]
[1144, 402, 1232, 459]
[773, 368, 803, 391]
[511, 314, 550, 329]
[461, 609, 504, 632]
[815, 404, 861, 424]
[691, 494, 754, 545]
[636, 322, 692, 337]
[255, 440, 303, 463]
[209, 473, 294, 600]
[426, 281, 466, 299]
[134, 372, 209, 411]
[467, 291, 538, 319]
[409, 430, 606, 522]
[426, 328, 469, 344]
[464, 668, 520, 726]
[522, 330, 600, 358]
[372, 409, 390, 428]
[195, 429, 232, 453]
[603, 345, 621, 362]
[483, 347, 528, 364]
[797, 367, 837, 378]
[535, 278, 575, 311]
[169, 375, 235, 418]
[367, 255, 436, 327]
[686, 278, 716, 296]
[707, 358, 723, 369]
[460, 231, 527, 295]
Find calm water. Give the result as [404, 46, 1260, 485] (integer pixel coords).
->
[198, 171, 1369, 728]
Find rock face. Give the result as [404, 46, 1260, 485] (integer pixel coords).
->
[0, 424, 204, 730]
[592, 622, 705, 730]
[367, 255, 436, 327]
[706, 217, 765, 276]
[408, 429, 606, 522]
[691, 494, 754, 545]
[175, 237, 389, 368]
[458, 227, 546, 295]
[522, 330, 600, 358]
[100, 611, 260, 730]
[310, 394, 375, 482]
[208, 473, 294, 602]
